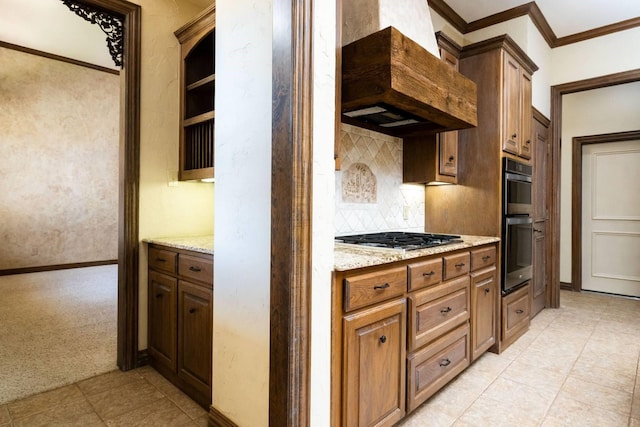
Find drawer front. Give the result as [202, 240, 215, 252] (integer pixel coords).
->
[149, 247, 177, 274]
[407, 323, 470, 413]
[443, 252, 470, 280]
[505, 288, 530, 332]
[471, 246, 496, 271]
[407, 258, 443, 292]
[408, 275, 470, 351]
[178, 254, 214, 287]
[344, 266, 407, 312]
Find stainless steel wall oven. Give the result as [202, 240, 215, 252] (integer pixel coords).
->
[502, 158, 533, 294]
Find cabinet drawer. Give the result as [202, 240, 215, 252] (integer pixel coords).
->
[408, 275, 469, 352]
[443, 252, 470, 280]
[149, 247, 177, 274]
[407, 323, 470, 413]
[407, 258, 442, 292]
[502, 283, 530, 343]
[344, 266, 406, 312]
[471, 246, 496, 271]
[178, 254, 213, 287]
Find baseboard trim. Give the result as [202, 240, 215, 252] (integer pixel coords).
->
[136, 350, 149, 368]
[560, 281, 573, 290]
[0, 260, 118, 276]
[208, 406, 238, 427]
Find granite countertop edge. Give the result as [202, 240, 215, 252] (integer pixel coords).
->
[334, 235, 500, 271]
[143, 235, 214, 255]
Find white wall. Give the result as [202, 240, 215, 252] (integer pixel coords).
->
[559, 82, 640, 283]
[213, 0, 272, 424]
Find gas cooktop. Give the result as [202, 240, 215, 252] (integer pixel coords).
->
[335, 232, 463, 251]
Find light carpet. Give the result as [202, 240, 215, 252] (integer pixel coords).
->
[0, 265, 117, 404]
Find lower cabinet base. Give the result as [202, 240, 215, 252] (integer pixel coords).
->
[149, 358, 211, 409]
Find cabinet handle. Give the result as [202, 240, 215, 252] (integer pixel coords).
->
[484, 288, 490, 294]
[512, 133, 517, 139]
[155, 258, 166, 263]
[379, 335, 387, 344]
[373, 283, 390, 290]
[422, 271, 435, 277]
[515, 309, 524, 314]
[156, 293, 163, 298]
[189, 308, 197, 314]
[440, 307, 452, 314]
[482, 255, 491, 261]
[189, 266, 202, 272]
[439, 358, 451, 367]
[534, 228, 542, 233]
[455, 262, 466, 268]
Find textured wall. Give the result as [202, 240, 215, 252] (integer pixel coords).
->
[335, 124, 425, 235]
[0, 47, 119, 270]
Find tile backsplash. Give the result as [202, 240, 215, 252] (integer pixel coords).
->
[335, 124, 425, 235]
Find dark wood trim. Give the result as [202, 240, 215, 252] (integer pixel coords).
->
[0, 40, 120, 75]
[431, 0, 638, 48]
[137, 349, 149, 366]
[0, 260, 118, 276]
[571, 130, 640, 293]
[335, 0, 342, 169]
[556, 17, 640, 47]
[270, 0, 313, 425]
[532, 107, 550, 128]
[74, 0, 141, 372]
[208, 406, 239, 427]
[550, 69, 640, 308]
[560, 281, 573, 290]
[427, 0, 467, 34]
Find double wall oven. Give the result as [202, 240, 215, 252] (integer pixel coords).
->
[502, 158, 533, 294]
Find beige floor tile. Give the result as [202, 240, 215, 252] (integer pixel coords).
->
[7, 384, 85, 420]
[570, 354, 637, 393]
[631, 418, 640, 427]
[633, 390, 640, 418]
[77, 369, 142, 396]
[163, 387, 208, 420]
[0, 405, 9, 425]
[12, 398, 104, 427]
[559, 376, 633, 415]
[542, 392, 629, 427]
[104, 397, 192, 426]
[464, 352, 512, 383]
[481, 377, 556, 422]
[86, 378, 164, 420]
[514, 348, 577, 375]
[415, 373, 489, 420]
[191, 414, 210, 427]
[455, 394, 540, 427]
[398, 405, 456, 427]
[501, 359, 567, 394]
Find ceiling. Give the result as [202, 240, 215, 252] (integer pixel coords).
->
[442, 0, 640, 38]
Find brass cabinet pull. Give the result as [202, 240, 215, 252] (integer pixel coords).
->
[439, 358, 451, 367]
[440, 307, 452, 314]
[422, 271, 435, 277]
[515, 309, 524, 314]
[455, 262, 466, 268]
[373, 283, 390, 290]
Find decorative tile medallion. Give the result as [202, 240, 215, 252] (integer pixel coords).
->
[342, 162, 377, 203]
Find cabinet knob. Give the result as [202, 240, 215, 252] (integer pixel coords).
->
[484, 288, 490, 294]
[439, 358, 451, 367]
[440, 307, 452, 314]
[448, 156, 455, 162]
[525, 140, 531, 145]
[189, 308, 197, 314]
[512, 133, 517, 139]
[373, 283, 390, 290]
[515, 309, 524, 314]
[422, 271, 435, 278]
[156, 293, 163, 298]
[379, 335, 387, 344]
[189, 266, 202, 272]
[455, 262, 466, 268]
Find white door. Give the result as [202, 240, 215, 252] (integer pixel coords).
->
[582, 140, 640, 297]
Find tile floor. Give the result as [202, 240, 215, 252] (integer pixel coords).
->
[0, 366, 207, 426]
[1, 290, 637, 426]
[399, 290, 640, 427]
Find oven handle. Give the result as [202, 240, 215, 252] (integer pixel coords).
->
[505, 172, 532, 183]
[505, 216, 533, 225]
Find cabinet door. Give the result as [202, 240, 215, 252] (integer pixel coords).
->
[518, 71, 532, 159]
[438, 132, 458, 177]
[470, 266, 496, 361]
[532, 222, 546, 317]
[178, 280, 213, 397]
[148, 271, 178, 371]
[343, 299, 406, 427]
[502, 52, 520, 155]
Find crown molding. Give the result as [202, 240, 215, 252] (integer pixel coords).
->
[428, 0, 640, 48]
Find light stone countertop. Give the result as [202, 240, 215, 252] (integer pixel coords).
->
[143, 235, 214, 255]
[334, 235, 500, 271]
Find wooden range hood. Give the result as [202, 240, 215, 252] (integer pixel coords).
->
[342, 27, 477, 137]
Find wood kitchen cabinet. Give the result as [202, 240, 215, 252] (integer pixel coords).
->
[175, 5, 215, 181]
[501, 283, 531, 347]
[470, 265, 497, 361]
[402, 32, 462, 185]
[502, 51, 533, 160]
[147, 244, 213, 408]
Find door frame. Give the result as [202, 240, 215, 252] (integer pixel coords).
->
[549, 69, 640, 302]
[571, 130, 640, 292]
[74, 0, 141, 371]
